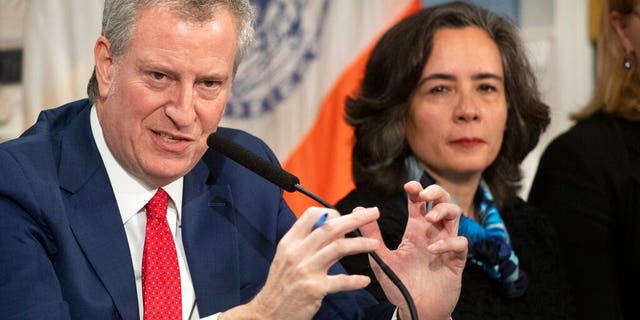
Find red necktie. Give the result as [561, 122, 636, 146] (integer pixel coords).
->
[142, 188, 182, 319]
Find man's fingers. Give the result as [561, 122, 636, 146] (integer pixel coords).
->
[403, 180, 424, 200]
[426, 203, 461, 223]
[279, 206, 379, 268]
[427, 236, 468, 258]
[404, 182, 456, 222]
[309, 236, 380, 270]
[404, 181, 451, 205]
[358, 214, 383, 240]
[307, 207, 379, 243]
[420, 184, 451, 204]
[325, 274, 371, 294]
[285, 207, 339, 241]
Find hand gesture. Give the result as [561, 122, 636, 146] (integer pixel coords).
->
[361, 181, 467, 320]
[221, 206, 381, 320]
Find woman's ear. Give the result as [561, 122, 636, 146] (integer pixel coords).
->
[610, 10, 634, 54]
[94, 36, 114, 98]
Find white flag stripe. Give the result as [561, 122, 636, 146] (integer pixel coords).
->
[221, 0, 414, 160]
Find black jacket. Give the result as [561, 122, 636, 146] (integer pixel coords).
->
[529, 111, 640, 320]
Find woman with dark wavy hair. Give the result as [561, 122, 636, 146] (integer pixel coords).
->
[336, 1, 573, 319]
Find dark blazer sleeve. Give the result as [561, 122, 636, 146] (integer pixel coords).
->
[528, 124, 624, 319]
[0, 148, 71, 319]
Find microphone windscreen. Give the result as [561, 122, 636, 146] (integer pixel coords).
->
[207, 133, 300, 192]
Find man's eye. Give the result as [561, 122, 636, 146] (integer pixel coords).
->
[151, 72, 166, 80]
[203, 80, 217, 88]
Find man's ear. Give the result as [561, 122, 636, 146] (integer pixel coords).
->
[610, 10, 634, 55]
[94, 36, 114, 98]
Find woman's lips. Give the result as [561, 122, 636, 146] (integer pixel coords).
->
[449, 137, 484, 148]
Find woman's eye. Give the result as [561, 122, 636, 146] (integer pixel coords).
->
[479, 84, 496, 92]
[429, 86, 447, 94]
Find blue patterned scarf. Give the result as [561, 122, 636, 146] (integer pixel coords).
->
[406, 156, 528, 298]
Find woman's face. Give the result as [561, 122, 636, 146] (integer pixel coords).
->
[406, 26, 507, 182]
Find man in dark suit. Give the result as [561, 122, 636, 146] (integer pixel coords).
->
[0, 1, 467, 319]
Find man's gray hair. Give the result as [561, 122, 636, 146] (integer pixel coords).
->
[87, 0, 254, 102]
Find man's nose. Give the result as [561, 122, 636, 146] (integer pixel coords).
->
[165, 84, 197, 128]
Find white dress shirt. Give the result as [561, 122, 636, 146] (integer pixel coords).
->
[90, 106, 220, 320]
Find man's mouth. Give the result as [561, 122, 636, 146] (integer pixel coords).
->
[159, 132, 180, 142]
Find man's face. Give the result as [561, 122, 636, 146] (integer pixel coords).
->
[94, 6, 238, 187]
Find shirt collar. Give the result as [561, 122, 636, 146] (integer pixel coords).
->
[90, 105, 183, 224]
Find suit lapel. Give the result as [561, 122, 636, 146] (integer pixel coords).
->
[181, 160, 241, 317]
[59, 105, 139, 320]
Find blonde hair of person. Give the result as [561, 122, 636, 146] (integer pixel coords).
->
[574, 0, 640, 120]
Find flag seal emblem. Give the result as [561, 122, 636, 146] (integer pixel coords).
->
[226, 0, 330, 119]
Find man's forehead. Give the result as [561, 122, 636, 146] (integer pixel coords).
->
[135, 2, 234, 24]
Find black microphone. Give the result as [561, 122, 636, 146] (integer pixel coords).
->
[207, 132, 419, 320]
[207, 133, 344, 211]
[207, 133, 300, 192]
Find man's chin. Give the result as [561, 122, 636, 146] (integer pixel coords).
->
[139, 166, 192, 188]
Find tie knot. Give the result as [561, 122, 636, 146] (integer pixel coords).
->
[146, 188, 168, 220]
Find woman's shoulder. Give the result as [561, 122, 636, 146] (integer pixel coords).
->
[458, 199, 576, 319]
[550, 111, 624, 152]
[570, 111, 623, 133]
[536, 112, 630, 181]
[502, 198, 562, 269]
[503, 199, 567, 281]
[502, 198, 555, 242]
[455, 259, 574, 319]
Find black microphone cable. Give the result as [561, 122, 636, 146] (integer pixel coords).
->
[207, 133, 419, 320]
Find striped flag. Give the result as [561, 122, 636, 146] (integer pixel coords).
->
[223, 0, 421, 216]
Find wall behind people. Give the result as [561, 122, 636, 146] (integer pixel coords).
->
[0, 0, 26, 141]
[0, 0, 103, 141]
[0, 0, 593, 209]
[518, 0, 594, 197]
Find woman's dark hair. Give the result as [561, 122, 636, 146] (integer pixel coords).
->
[346, 1, 549, 210]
